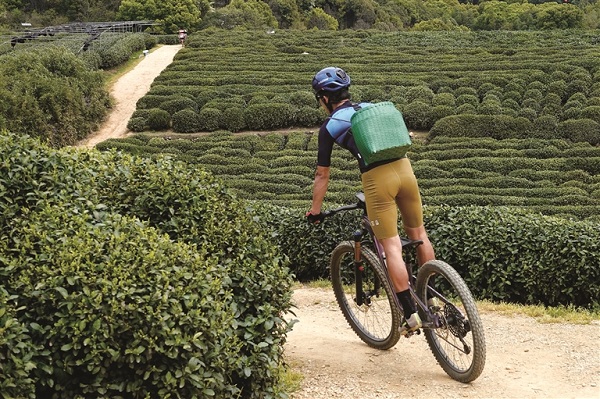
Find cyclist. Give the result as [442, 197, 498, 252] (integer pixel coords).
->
[306, 67, 436, 335]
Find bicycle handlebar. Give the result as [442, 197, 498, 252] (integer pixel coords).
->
[322, 193, 367, 219]
[323, 203, 360, 218]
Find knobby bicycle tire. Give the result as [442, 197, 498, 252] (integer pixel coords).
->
[416, 260, 486, 382]
[330, 241, 401, 350]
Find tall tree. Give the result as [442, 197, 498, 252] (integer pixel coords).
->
[267, 0, 303, 29]
[306, 7, 339, 29]
[117, 0, 206, 33]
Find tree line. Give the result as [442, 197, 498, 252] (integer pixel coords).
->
[1, 0, 599, 34]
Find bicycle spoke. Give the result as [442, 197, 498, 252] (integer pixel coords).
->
[416, 260, 486, 382]
[331, 242, 401, 350]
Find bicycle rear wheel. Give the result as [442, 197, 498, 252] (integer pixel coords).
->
[416, 260, 486, 382]
[330, 241, 401, 350]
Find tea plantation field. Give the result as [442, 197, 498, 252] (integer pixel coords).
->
[98, 29, 600, 221]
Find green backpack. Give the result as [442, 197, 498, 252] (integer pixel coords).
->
[350, 101, 412, 166]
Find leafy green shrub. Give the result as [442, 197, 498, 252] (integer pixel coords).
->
[403, 101, 433, 130]
[147, 108, 171, 130]
[456, 94, 479, 107]
[198, 107, 223, 131]
[3, 204, 240, 398]
[222, 107, 247, 132]
[289, 91, 316, 107]
[432, 93, 456, 107]
[478, 101, 502, 116]
[94, 33, 146, 69]
[159, 97, 199, 114]
[456, 103, 477, 115]
[405, 85, 434, 103]
[136, 94, 165, 109]
[580, 106, 600, 124]
[126, 116, 147, 132]
[244, 103, 294, 130]
[172, 108, 201, 132]
[285, 132, 310, 150]
[558, 119, 600, 145]
[0, 132, 294, 398]
[518, 107, 538, 121]
[425, 206, 599, 308]
[0, 46, 109, 147]
[252, 202, 599, 309]
[295, 106, 324, 127]
[429, 115, 533, 140]
[0, 288, 36, 399]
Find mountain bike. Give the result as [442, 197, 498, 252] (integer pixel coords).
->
[323, 192, 486, 383]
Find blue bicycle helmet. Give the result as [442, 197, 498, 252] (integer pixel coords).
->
[312, 67, 351, 93]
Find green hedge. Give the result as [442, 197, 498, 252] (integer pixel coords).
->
[4, 204, 239, 398]
[250, 202, 600, 309]
[0, 131, 293, 398]
[0, 287, 35, 398]
[99, 132, 600, 221]
[0, 47, 109, 147]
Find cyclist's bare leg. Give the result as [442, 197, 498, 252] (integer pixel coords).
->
[404, 224, 435, 266]
[379, 235, 409, 292]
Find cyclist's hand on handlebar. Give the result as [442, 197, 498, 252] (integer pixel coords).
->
[305, 211, 325, 225]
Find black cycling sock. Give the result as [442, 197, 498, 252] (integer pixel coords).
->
[396, 290, 415, 316]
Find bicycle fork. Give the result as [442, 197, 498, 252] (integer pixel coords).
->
[353, 230, 367, 306]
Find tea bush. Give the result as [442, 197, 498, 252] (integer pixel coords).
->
[172, 108, 201, 132]
[0, 47, 109, 147]
[0, 288, 36, 399]
[147, 108, 171, 130]
[159, 97, 199, 114]
[126, 116, 147, 132]
[3, 204, 241, 398]
[0, 132, 294, 398]
[222, 107, 247, 132]
[244, 103, 294, 130]
[94, 33, 147, 69]
[249, 200, 599, 308]
[198, 107, 223, 131]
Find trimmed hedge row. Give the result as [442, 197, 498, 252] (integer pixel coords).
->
[430, 115, 600, 145]
[0, 46, 110, 147]
[0, 131, 293, 398]
[128, 30, 600, 136]
[249, 201, 599, 309]
[98, 132, 600, 220]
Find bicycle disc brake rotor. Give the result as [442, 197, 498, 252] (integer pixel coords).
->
[444, 304, 469, 338]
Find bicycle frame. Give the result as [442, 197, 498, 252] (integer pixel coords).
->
[325, 193, 445, 329]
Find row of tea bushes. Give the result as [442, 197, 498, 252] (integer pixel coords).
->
[247, 200, 600, 309]
[96, 132, 600, 221]
[0, 33, 155, 147]
[131, 29, 600, 133]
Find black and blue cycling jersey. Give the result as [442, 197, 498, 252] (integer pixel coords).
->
[316, 101, 401, 174]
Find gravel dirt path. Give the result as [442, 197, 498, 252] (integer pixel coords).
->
[77, 44, 182, 148]
[285, 287, 600, 399]
[75, 44, 599, 399]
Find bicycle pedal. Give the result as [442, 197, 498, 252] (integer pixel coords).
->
[402, 328, 421, 338]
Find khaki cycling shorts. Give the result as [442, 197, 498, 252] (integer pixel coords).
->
[361, 158, 424, 240]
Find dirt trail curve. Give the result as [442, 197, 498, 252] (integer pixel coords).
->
[77, 44, 182, 148]
[73, 44, 599, 399]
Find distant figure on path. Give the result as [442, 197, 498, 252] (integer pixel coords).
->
[178, 29, 188, 46]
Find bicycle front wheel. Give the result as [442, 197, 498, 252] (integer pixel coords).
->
[416, 260, 486, 382]
[330, 241, 401, 350]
